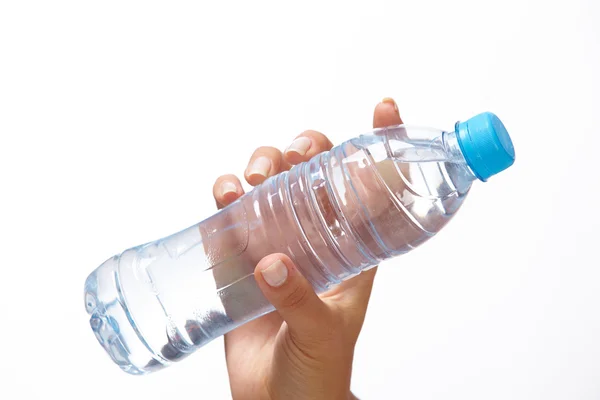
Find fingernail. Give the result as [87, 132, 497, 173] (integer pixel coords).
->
[220, 181, 237, 198]
[261, 259, 288, 287]
[285, 137, 312, 157]
[247, 156, 271, 178]
[381, 97, 399, 113]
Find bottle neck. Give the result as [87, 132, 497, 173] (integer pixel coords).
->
[442, 130, 479, 190]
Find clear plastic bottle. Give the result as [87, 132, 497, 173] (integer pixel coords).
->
[84, 112, 515, 375]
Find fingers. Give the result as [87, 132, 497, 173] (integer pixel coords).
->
[334, 98, 402, 306]
[216, 130, 333, 210]
[244, 146, 291, 186]
[213, 174, 245, 209]
[373, 97, 403, 128]
[283, 130, 334, 165]
[321, 97, 403, 335]
[254, 254, 333, 341]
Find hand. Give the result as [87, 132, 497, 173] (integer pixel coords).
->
[211, 98, 403, 400]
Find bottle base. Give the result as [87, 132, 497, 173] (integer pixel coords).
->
[84, 256, 168, 375]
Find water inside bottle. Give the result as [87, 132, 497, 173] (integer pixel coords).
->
[84, 125, 476, 374]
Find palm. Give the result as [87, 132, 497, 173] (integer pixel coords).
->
[223, 287, 346, 397]
[223, 284, 348, 395]
[224, 311, 282, 393]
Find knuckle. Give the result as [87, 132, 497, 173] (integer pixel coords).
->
[301, 130, 332, 150]
[253, 146, 280, 157]
[290, 311, 342, 348]
[301, 129, 323, 140]
[281, 284, 310, 310]
[222, 173, 238, 181]
[214, 174, 235, 185]
[300, 129, 320, 136]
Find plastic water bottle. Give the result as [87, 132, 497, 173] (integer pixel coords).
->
[84, 111, 515, 375]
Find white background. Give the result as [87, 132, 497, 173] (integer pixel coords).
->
[1, 0, 599, 399]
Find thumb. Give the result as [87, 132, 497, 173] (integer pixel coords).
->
[254, 254, 331, 340]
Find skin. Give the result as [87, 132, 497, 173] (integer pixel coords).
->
[211, 98, 403, 400]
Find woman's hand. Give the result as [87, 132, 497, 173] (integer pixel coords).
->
[212, 98, 403, 400]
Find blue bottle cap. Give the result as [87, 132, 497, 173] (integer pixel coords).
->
[455, 112, 515, 181]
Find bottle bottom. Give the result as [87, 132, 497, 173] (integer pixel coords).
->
[84, 256, 168, 375]
[84, 251, 278, 375]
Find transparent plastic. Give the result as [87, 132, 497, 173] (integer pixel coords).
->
[84, 123, 478, 374]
